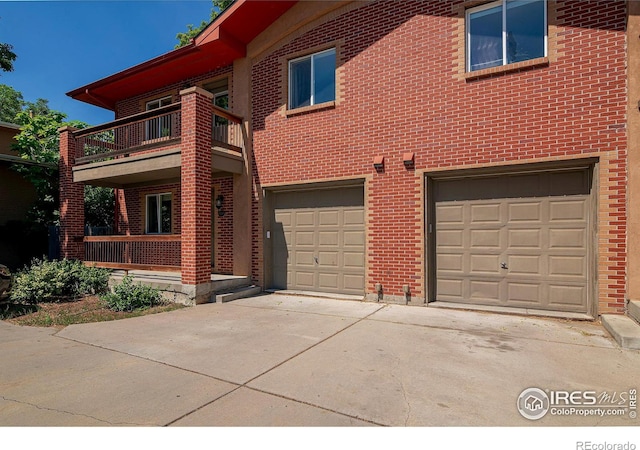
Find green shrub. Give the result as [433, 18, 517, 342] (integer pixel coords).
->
[100, 275, 163, 312]
[76, 263, 111, 295]
[10, 258, 111, 304]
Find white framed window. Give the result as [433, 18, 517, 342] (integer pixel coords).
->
[288, 48, 336, 109]
[146, 192, 172, 234]
[466, 0, 547, 72]
[145, 96, 172, 140]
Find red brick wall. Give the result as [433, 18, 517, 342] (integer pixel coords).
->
[117, 183, 182, 235]
[250, 0, 628, 312]
[115, 66, 233, 119]
[115, 175, 235, 273]
[59, 127, 85, 260]
[180, 88, 213, 285]
[213, 176, 234, 274]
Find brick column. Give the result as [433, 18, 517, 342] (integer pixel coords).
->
[59, 126, 84, 260]
[180, 87, 213, 289]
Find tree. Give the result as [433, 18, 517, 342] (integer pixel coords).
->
[0, 84, 24, 123]
[24, 98, 51, 117]
[7, 91, 114, 228]
[0, 42, 16, 73]
[175, 0, 234, 48]
[12, 107, 70, 225]
[85, 186, 115, 228]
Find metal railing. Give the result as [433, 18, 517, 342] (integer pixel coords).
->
[74, 103, 182, 165]
[84, 235, 181, 271]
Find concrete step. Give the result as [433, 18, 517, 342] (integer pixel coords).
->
[601, 314, 640, 349]
[210, 275, 252, 292]
[215, 285, 262, 303]
[629, 300, 640, 324]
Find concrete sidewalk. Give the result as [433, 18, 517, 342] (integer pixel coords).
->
[1, 293, 638, 426]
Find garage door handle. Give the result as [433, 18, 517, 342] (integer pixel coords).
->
[501, 262, 508, 269]
[314, 256, 319, 264]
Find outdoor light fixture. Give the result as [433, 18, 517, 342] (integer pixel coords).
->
[403, 152, 415, 168]
[215, 195, 225, 217]
[373, 156, 385, 172]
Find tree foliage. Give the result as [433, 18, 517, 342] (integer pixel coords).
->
[6, 85, 114, 228]
[0, 42, 16, 73]
[12, 107, 69, 225]
[0, 84, 24, 123]
[175, 0, 234, 48]
[85, 185, 115, 228]
[11, 103, 86, 226]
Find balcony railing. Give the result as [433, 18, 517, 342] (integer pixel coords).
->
[84, 235, 181, 272]
[75, 103, 182, 165]
[73, 103, 245, 166]
[211, 104, 244, 152]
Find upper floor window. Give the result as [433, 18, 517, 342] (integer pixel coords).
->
[145, 96, 172, 140]
[214, 90, 229, 127]
[146, 192, 172, 234]
[288, 48, 336, 109]
[467, 0, 546, 72]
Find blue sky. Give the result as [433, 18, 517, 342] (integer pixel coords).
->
[0, 0, 213, 125]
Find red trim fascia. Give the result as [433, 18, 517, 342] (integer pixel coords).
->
[66, 43, 198, 100]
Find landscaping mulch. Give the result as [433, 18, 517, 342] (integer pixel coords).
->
[1, 295, 185, 328]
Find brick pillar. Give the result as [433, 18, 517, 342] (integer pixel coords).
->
[59, 126, 84, 260]
[180, 87, 213, 289]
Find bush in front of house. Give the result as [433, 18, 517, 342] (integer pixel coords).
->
[9, 258, 111, 304]
[100, 275, 163, 312]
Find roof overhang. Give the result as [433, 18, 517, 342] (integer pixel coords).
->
[0, 121, 21, 131]
[67, 0, 297, 110]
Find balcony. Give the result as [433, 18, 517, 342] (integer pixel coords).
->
[72, 103, 245, 188]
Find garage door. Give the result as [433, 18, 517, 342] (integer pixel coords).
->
[271, 186, 365, 295]
[433, 169, 592, 313]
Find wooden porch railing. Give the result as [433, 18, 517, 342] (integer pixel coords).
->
[74, 103, 182, 165]
[72, 103, 245, 166]
[211, 105, 245, 152]
[84, 235, 181, 272]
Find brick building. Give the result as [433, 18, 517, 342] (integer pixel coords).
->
[60, 1, 639, 325]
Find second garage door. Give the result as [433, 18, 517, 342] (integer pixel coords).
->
[271, 186, 365, 295]
[433, 168, 592, 314]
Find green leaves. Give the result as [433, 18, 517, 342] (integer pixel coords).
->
[0, 42, 17, 73]
[13, 108, 66, 163]
[85, 186, 115, 227]
[10, 103, 89, 226]
[10, 258, 111, 304]
[174, 0, 234, 48]
[100, 276, 163, 312]
[0, 84, 24, 122]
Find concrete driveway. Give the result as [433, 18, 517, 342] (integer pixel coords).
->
[1, 293, 639, 426]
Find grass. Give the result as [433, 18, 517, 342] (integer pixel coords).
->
[0, 296, 185, 328]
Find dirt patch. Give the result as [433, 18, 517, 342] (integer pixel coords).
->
[1, 296, 185, 328]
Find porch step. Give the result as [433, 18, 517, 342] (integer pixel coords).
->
[215, 285, 262, 303]
[601, 314, 640, 350]
[210, 275, 252, 292]
[629, 300, 640, 324]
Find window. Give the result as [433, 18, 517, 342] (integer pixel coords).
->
[146, 193, 172, 234]
[145, 96, 172, 140]
[288, 48, 336, 109]
[467, 0, 546, 72]
[213, 91, 229, 127]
